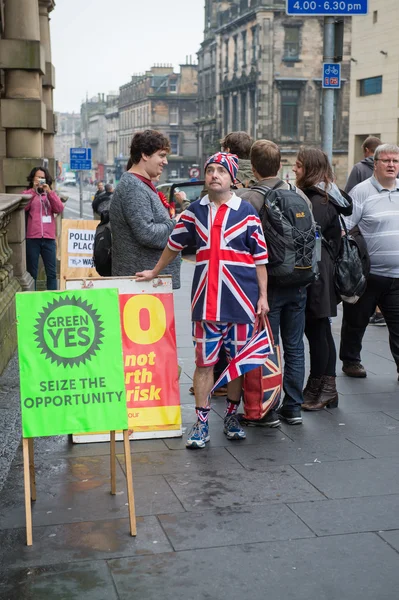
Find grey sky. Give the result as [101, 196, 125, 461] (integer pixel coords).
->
[51, 0, 204, 113]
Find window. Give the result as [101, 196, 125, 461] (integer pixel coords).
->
[224, 39, 229, 71]
[251, 27, 257, 63]
[241, 92, 247, 130]
[233, 36, 238, 71]
[373, 10, 378, 23]
[250, 89, 256, 138]
[281, 89, 299, 138]
[232, 96, 238, 131]
[170, 134, 179, 155]
[169, 105, 178, 125]
[223, 96, 229, 134]
[169, 80, 177, 93]
[284, 27, 300, 60]
[359, 76, 382, 96]
[242, 31, 247, 66]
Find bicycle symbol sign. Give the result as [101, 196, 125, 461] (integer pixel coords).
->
[322, 63, 341, 89]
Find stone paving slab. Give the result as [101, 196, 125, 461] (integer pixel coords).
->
[164, 466, 325, 511]
[345, 433, 399, 457]
[0, 560, 118, 600]
[158, 504, 314, 551]
[328, 392, 399, 413]
[288, 495, 399, 536]
[379, 530, 399, 553]
[293, 457, 399, 499]
[0, 517, 172, 569]
[116, 447, 244, 477]
[226, 436, 372, 468]
[108, 533, 399, 600]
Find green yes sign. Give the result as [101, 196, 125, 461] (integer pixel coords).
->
[16, 288, 128, 438]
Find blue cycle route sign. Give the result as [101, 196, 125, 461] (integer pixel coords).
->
[286, 0, 368, 15]
[70, 147, 92, 171]
[323, 63, 341, 88]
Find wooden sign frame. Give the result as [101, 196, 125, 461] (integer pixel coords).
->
[22, 430, 136, 546]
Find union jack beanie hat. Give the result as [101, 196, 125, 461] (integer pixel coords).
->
[204, 152, 239, 183]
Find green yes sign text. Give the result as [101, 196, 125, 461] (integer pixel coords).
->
[16, 288, 128, 438]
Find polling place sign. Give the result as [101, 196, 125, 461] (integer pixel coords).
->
[60, 219, 99, 289]
[16, 288, 128, 438]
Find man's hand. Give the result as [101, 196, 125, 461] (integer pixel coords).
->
[135, 270, 155, 282]
[256, 296, 269, 316]
[174, 190, 187, 206]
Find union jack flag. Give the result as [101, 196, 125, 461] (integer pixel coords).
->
[168, 194, 268, 324]
[210, 324, 273, 392]
[243, 346, 283, 419]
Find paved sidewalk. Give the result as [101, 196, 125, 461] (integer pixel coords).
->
[1, 260, 399, 599]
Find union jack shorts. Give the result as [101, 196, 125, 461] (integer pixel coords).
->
[192, 320, 254, 368]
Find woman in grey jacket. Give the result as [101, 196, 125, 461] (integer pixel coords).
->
[110, 130, 181, 288]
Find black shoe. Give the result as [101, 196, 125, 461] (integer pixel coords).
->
[278, 406, 303, 425]
[240, 410, 281, 428]
[369, 312, 386, 327]
[342, 362, 367, 378]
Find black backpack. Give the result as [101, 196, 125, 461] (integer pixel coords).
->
[254, 181, 318, 287]
[323, 217, 367, 304]
[93, 210, 112, 276]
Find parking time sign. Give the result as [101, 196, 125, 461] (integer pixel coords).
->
[286, 0, 368, 16]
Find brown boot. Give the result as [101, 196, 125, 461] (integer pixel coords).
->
[312, 376, 339, 410]
[302, 377, 323, 411]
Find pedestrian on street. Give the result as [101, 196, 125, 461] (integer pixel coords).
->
[136, 152, 269, 448]
[221, 131, 256, 188]
[345, 135, 386, 328]
[109, 130, 181, 287]
[24, 166, 64, 290]
[93, 181, 104, 203]
[345, 136, 382, 194]
[237, 140, 314, 426]
[340, 143, 399, 381]
[294, 147, 352, 410]
[92, 182, 113, 217]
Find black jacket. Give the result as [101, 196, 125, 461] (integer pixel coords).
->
[92, 191, 112, 214]
[303, 186, 352, 319]
[345, 157, 374, 193]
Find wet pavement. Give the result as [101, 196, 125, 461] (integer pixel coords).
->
[1, 260, 399, 599]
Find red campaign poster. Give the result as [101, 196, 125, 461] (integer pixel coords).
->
[119, 293, 181, 432]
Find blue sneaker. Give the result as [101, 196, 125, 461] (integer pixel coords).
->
[186, 421, 210, 449]
[223, 415, 246, 440]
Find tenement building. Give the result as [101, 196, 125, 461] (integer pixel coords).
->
[54, 112, 81, 166]
[118, 63, 198, 182]
[347, 0, 398, 168]
[197, 0, 351, 186]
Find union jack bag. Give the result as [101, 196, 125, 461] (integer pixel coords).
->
[242, 317, 282, 420]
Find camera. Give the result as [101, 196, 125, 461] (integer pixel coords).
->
[39, 178, 46, 185]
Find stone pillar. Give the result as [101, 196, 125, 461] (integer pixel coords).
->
[2, 0, 46, 193]
[39, 0, 56, 180]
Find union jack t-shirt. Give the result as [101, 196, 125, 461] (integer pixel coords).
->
[168, 194, 268, 324]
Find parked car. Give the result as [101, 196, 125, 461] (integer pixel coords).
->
[64, 172, 77, 186]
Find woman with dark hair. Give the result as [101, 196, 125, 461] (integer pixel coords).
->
[110, 129, 183, 288]
[293, 147, 352, 410]
[23, 166, 64, 290]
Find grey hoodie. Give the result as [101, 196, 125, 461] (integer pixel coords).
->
[345, 156, 374, 194]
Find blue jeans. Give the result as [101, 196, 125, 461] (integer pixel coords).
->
[267, 285, 307, 408]
[26, 238, 57, 291]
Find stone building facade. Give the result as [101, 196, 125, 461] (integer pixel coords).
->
[118, 63, 198, 182]
[197, 0, 351, 186]
[347, 0, 399, 168]
[80, 95, 107, 181]
[54, 112, 81, 166]
[0, 0, 57, 192]
[0, 0, 58, 373]
[105, 93, 119, 182]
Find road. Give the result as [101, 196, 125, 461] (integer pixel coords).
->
[56, 184, 95, 220]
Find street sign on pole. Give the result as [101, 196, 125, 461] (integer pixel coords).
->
[189, 167, 200, 179]
[322, 63, 341, 88]
[286, 0, 368, 15]
[70, 147, 92, 171]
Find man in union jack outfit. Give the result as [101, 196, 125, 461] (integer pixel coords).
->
[136, 152, 269, 448]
